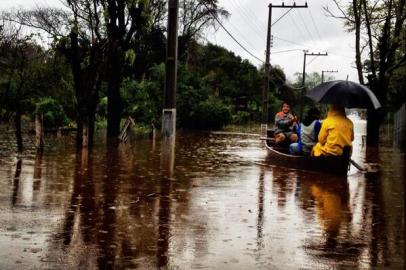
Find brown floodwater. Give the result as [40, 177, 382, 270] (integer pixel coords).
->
[0, 120, 404, 269]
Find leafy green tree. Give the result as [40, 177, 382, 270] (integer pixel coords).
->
[0, 22, 47, 151]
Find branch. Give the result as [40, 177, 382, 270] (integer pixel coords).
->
[387, 53, 406, 74]
[323, 1, 354, 23]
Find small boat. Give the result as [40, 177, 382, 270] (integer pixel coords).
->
[264, 138, 350, 175]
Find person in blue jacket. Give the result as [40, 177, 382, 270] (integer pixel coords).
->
[290, 108, 321, 156]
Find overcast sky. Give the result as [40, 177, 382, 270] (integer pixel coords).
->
[1, 0, 358, 82]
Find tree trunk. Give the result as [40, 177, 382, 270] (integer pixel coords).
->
[14, 111, 23, 152]
[107, 47, 122, 138]
[362, 0, 376, 77]
[366, 0, 393, 146]
[82, 116, 89, 148]
[366, 110, 381, 146]
[88, 112, 96, 147]
[76, 117, 83, 147]
[352, 0, 364, 84]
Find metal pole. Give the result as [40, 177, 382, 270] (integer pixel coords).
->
[261, 4, 272, 138]
[162, 0, 179, 139]
[321, 70, 325, 83]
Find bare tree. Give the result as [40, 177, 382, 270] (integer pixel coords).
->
[178, 0, 229, 61]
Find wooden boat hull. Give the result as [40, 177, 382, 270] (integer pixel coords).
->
[264, 140, 350, 175]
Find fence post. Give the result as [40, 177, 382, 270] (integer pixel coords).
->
[35, 113, 44, 152]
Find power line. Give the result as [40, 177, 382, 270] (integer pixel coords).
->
[236, 0, 268, 33]
[229, 0, 266, 43]
[297, 9, 316, 43]
[223, 19, 262, 51]
[271, 8, 293, 26]
[308, 8, 322, 40]
[272, 48, 302, 54]
[273, 35, 354, 58]
[202, 2, 307, 92]
[306, 56, 319, 66]
[328, 52, 354, 59]
[200, 1, 264, 63]
[288, 12, 307, 42]
[273, 35, 311, 48]
[230, 0, 266, 39]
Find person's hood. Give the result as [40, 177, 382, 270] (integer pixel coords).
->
[327, 106, 346, 118]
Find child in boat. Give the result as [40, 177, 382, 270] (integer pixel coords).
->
[274, 101, 298, 145]
[290, 108, 321, 156]
[312, 105, 354, 157]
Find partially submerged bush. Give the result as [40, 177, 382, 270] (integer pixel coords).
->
[34, 97, 68, 128]
[191, 98, 231, 129]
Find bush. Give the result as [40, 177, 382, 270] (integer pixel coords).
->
[96, 96, 108, 118]
[34, 97, 69, 128]
[232, 111, 251, 124]
[121, 79, 160, 125]
[191, 98, 231, 129]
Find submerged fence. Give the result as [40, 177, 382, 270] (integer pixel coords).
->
[394, 103, 406, 152]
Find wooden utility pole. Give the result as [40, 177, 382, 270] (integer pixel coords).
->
[262, 2, 308, 137]
[162, 0, 179, 139]
[321, 70, 338, 83]
[261, 6, 272, 138]
[300, 51, 328, 120]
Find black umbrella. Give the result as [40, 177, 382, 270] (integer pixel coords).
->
[305, 80, 381, 109]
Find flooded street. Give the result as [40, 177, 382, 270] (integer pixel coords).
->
[0, 121, 404, 269]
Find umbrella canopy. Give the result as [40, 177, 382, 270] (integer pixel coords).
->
[305, 80, 381, 109]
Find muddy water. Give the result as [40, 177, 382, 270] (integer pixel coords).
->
[0, 122, 404, 269]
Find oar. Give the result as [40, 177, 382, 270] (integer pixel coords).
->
[349, 159, 366, 171]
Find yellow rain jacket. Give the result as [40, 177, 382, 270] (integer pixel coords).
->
[312, 107, 354, 157]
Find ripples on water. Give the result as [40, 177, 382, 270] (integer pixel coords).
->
[0, 125, 404, 269]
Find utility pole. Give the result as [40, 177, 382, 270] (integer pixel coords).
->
[321, 70, 338, 83]
[162, 0, 179, 139]
[261, 2, 308, 138]
[261, 5, 272, 138]
[299, 51, 328, 120]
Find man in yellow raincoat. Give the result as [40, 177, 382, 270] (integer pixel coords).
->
[312, 105, 354, 157]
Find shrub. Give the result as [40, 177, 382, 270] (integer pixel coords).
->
[34, 97, 69, 128]
[191, 98, 231, 129]
[96, 96, 108, 118]
[232, 111, 251, 125]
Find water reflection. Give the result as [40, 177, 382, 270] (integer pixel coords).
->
[299, 174, 353, 253]
[157, 138, 175, 268]
[33, 152, 43, 193]
[11, 159, 22, 206]
[0, 131, 403, 269]
[256, 168, 265, 251]
[271, 166, 297, 208]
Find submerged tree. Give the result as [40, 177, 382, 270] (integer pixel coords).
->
[325, 0, 406, 145]
[3, 4, 105, 147]
[0, 21, 47, 152]
[98, 0, 151, 138]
